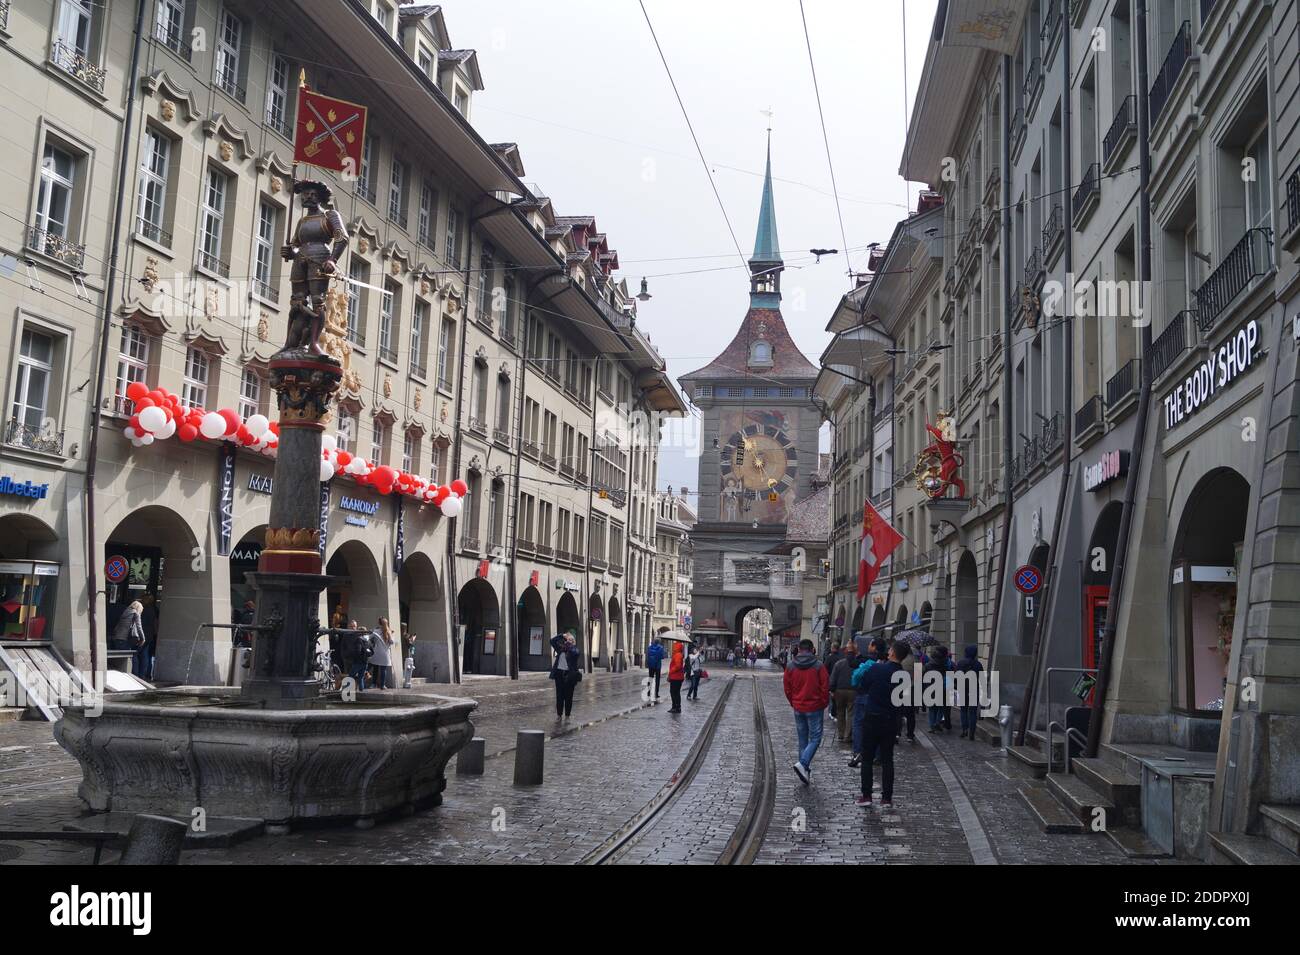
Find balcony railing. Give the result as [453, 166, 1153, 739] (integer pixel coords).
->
[253, 278, 279, 304]
[871, 487, 890, 507]
[589, 557, 608, 571]
[536, 543, 554, 559]
[5, 418, 64, 455]
[28, 226, 85, 269]
[468, 416, 487, 437]
[559, 461, 575, 478]
[461, 537, 480, 554]
[1287, 166, 1300, 238]
[265, 108, 291, 140]
[493, 428, 511, 449]
[1200, 0, 1220, 27]
[153, 22, 193, 61]
[0, 1, 9, 32]
[540, 450, 557, 468]
[1041, 0, 1062, 52]
[1023, 247, 1043, 289]
[1011, 106, 1027, 154]
[1023, 57, 1043, 109]
[409, 359, 427, 380]
[1103, 94, 1136, 167]
[500, 325, 517, 347]
[1041, 203, 1063, 257]
[214, 68, 246, 104]
[197, 249, 230, 278]
[1075, 394, 1103, 436]
[1149, 20, 1192, 125]
[379, 343, 397, 364]
[1072, 162, 1100, 224]
[522, 440, 539, 459]
[1151, 310, 1192, 380]
[1193, 227, 1273, 335]
[575, 470, 588, 485]
[515, 537, 534, 554]
[1106, 359, 1140, 410]
[1040, 412, 1064, 457]
[51, 40, 106, 92]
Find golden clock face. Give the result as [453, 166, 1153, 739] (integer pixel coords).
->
[721, 426, 796, 493]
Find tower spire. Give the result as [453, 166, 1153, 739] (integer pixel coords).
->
[749, 123, 783, 308]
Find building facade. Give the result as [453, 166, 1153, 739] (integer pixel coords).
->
[0, 0, 681, 699]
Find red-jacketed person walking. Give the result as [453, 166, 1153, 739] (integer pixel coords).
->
[783, 639, 830, 786]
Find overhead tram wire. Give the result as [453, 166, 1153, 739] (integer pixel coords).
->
[638, 0, 749, 271]
[798, 0, 851, 279]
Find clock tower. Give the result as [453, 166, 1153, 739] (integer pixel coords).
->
[678, 139, 821, 649]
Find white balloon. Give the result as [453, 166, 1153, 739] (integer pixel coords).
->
[320, 458, 335, 481]
[245, 414, 270, 439]
[157, 418, 176, 440]
[439, 495, 462, 518]
[321, 433, 336, 452]
[124, 426, 137, 440]
[138, 405, 167, 433]
[199, 411, 227, 439]
[140, 433, 154, 445]
[131, 437, 143, 447]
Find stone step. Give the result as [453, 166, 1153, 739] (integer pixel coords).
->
[1072, 757, 1140, 810]
[974, 718, 1002, 746]
[1210, 831, 1300, 865]
[1008, 744, 1048, 778]
[1046, 771, 1116, 828]
[0, 707, 26, 723]
[1259, 804, 1300, 856]
[1104, 825, 1170, 859]
[1017, 783, 1087, 834]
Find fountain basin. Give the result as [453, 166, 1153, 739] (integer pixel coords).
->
[53, 688, 477, 828]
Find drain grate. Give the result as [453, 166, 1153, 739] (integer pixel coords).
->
[0, 844, 23, 862]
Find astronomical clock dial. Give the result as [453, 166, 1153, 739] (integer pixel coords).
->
[719, 424, 797, 494]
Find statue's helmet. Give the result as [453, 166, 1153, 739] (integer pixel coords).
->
[294, 179, 333, 204]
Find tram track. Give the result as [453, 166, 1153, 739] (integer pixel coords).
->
[583, 675, 775, 865]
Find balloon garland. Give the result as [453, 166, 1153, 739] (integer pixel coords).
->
[120, 381, 466, 515]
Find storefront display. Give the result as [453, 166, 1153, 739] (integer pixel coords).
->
[0, 560, 59, 642]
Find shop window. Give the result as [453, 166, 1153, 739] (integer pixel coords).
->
[0, 560, 60, 642]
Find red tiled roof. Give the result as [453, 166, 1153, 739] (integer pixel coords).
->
[680, 307, 819, 382]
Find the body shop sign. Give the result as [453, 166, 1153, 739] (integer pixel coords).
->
[1163, 318, 1260, 430]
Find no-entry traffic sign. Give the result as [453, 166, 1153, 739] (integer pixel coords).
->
[1014, 564, 1043, 595]
[105, 555, 129, 584]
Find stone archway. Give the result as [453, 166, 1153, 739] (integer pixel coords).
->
[104, 505, 214, 684]
[1016, 543, 1050, 655]
[920, 601, 934, 630]
[517, 585, 548, 672]
[557, 591, 581, 648]
[588, 592, 604, 666]
[399, 551, 448, 681]
[871, 604, 886, 630]
[851, 604, 865, 634]
[326, 539, 386, 633]
[457, 577, 500, 676]
[0, 512, 59, 560]
[606, 595, 622, 668]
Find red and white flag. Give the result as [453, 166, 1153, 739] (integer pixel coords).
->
[858, 499, 903, 601]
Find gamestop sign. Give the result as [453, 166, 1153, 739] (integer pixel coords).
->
[1083, 449, 1128, 492]
[1163, 318, 1260, 430]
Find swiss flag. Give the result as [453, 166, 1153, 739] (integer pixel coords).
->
[858, 499, 903, 601]
[293, 88, 368, 175]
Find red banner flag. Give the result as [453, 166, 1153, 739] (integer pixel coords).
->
[293, 88, 368, 175]
[858, 499, 903, 601]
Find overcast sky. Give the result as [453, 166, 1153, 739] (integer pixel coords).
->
[445, 0, 937, 496]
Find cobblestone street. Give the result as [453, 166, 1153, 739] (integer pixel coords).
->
[0, 669, 1188, 865]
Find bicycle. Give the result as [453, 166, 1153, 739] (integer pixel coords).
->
[313, 648, 342, 689]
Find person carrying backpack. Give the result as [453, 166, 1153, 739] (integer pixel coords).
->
[956, 645, 984, 739]
[828, 641, 860, 742]
[646, 636, 665, 702]
[341, 620, 373, 690]
[925, 646, 951, 733]
[847, 639, 882, 768]
[783, 639, 830, 785]
[855, 639, 908, 809]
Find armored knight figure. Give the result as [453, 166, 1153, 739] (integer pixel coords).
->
[281, 179, 349, 354]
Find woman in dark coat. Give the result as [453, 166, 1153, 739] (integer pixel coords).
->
[550, 630, 581, 720]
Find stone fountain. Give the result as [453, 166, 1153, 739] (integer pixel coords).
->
[55, 180, 474, 832]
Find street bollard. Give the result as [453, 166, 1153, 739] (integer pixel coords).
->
[999, 704, 1014, 751]
[456, 736, 486, 775]
[119, 814, 187, 865]
[514, 730, 545, 785]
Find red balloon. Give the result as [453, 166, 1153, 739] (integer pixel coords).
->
[236, 425, 252, 445]
[450, 479, 468, 496]
[433, 486, 450, 504]
[135, 397, 155, 410]
[125, 381, 148, 401]
[218, 408, 241, 436]
[128, 414, 142, 433]
[177, 423, 198, 443]
[336, 451, 352, 467]
[268, 422, 280, 435]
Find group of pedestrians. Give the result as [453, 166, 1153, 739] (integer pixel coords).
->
[782, 635, 984, 809]
[334, 616, 398, 690]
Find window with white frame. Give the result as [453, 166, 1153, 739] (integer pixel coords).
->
[114, 324, 150, 413]
[379, 282, 398, 363]
[266, 53, 292, 136]
[418, 182, 436, 249]
[238, 368, 262, 420]
[55, 0, 94, 59]
[214, 7, 243, 99]
[35, 144, 76, 242]
[198, 168, 228, 274]
[431, 439, 445, 484]
[437, 317, 453, 390]
[11, 328, 56, 430]
[254, 200, 279, 300]
[337, 406, 354, 453]
[371, 419, 387, 464]
[136, 128, 170, 244]
[388, 160, 406, 225]
[496, 374, 511, 434]
[454, 88, 469, 116]
[1245, 124, 1272, 234]
[445, 205, 460, 266]
[417, 46, 434, 78]
[373, 0, 394, 32]
[500, 273, 516, 343]
[402, 431, 416, 473]
[346, 259, 367, 346]
[182, 347, 210, 410]
[359, 136, 376, 202]
[154, 0, 186, 55]
[410, 300, 427, 378]
[476, 244, 493, 322]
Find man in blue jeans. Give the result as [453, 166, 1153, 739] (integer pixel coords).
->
[783, 639, 830, 785]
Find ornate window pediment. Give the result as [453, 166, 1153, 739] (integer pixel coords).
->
[202, 113, 253, 163]
[141, 71, 199, 123]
